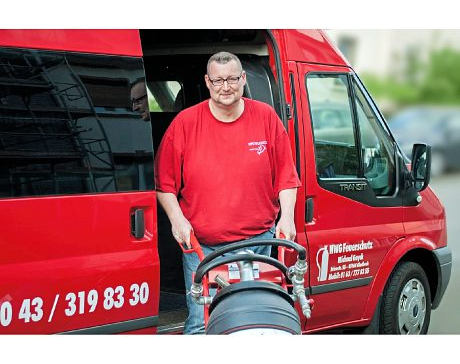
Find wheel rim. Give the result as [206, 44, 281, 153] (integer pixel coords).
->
[398, 278, 427, 334]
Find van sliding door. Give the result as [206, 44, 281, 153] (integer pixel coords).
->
[0, 47, 159, 334]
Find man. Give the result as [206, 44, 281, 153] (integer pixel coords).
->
[130, 78, 150, 121]
[154, 51, 300, 334]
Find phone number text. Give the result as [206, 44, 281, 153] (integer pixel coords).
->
[0, 282, 149, 328]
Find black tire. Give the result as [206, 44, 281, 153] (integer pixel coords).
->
[380, 261, 431, 334]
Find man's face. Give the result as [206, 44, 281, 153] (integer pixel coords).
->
[205, 60, 246, 107]
[130, 82, 150, 121]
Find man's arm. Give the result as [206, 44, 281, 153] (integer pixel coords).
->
[276, 188, 298, 241]
[156, 191, 193, 248]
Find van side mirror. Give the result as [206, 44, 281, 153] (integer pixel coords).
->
[411, 143, 431, 191]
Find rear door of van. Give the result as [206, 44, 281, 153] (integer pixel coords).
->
[0, 30, 159, 334]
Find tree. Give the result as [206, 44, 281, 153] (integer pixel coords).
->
[418, 48, 460, 104]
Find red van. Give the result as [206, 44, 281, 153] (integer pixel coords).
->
[0, 29, 451, 334]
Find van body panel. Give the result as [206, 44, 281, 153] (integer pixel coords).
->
[0, 193, 159, 334]
[403, 187, 447, 248]
[0, 193, 157, 262]
[0, 30, 142, 56]
[274, 30, 349, 66]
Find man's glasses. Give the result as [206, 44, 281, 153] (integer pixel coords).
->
[208, 75, 242, 87]
[131, 94, 147, 106]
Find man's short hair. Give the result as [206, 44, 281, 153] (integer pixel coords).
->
[207, 52, 243, 74]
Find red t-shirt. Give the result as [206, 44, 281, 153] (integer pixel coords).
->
[154, 98, 300, 245]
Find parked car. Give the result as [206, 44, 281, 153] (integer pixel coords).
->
[389, 107, 460, 176]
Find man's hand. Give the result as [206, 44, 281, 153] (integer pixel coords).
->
[276, 215, 296, 241]
[156, 191, 194, 248]
[171, 215, 193, 248]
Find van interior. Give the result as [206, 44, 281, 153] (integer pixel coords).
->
[139, 29, 283, 333]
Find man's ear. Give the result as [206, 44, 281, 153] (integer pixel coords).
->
[241, 70, 247, 86]
[204, 74, 211, 90]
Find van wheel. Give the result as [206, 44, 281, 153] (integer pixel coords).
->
[380, 262, 431, 334]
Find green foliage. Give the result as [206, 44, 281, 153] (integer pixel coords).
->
[419, 48, 460, 104]
[361, 48, 460, 107]
[148, 97, 161, 112]
[361, 74, 419, 104]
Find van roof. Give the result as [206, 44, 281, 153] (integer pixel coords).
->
[0, 30, 142, 56]
[276, 30, 349, 67]
[0, 29, 349, 67]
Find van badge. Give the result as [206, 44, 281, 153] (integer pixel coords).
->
[339, 182, 367, 192]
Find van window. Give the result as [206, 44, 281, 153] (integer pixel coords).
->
[0, 48, 154, 198]
[307, 74, 358, 178]
[353, 80, 396, 196]
[147, 81, 183, 112]
[307, 73, 396, 197]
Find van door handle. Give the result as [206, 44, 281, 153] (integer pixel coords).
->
[306, 198, 314, 223]
[131, 209, 145, 239]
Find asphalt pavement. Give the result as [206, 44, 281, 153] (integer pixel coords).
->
[428, 172, 460, 334]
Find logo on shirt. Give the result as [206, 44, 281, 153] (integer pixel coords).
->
[248, 141, 267, 155]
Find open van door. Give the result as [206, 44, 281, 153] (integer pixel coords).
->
[0, 30, 159, 334]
